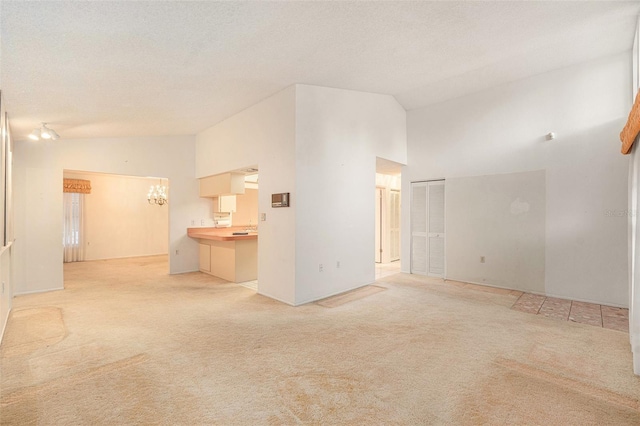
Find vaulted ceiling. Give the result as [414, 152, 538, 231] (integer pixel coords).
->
[2, 1, 639, 140]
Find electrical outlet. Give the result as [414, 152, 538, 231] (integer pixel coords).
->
[261, 213, 266, 221]
[480, 256, 485, 263]
[191, 220, 195, 226]
[201, 219, 205, 226]
[336, 261, 340, 268]
[319, 264, 324, 272]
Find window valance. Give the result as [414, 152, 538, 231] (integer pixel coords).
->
[621, 90, 640, 155]
[63, 178, 91, 194]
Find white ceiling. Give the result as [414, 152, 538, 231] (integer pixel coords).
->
[2, 1, 639, 141]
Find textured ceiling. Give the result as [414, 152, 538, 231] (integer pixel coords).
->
[1, 1, 639, 140]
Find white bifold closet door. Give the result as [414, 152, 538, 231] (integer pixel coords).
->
[411, 180, 445, 277]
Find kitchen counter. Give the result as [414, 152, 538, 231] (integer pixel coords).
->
[187, 227, 258, 241]
[187, 227, 257, 283]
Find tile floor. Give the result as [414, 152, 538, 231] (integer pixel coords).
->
[375, 261, 401, 279]
[512, 292, 629, 332]
[239, 280, 258, 291]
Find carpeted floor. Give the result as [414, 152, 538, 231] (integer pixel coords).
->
[1, 255, 639, 425]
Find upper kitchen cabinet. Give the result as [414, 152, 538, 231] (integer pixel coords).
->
[199, 173, 246, 197]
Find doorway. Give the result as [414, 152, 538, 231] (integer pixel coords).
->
[62, 170, 170, 267]
[375, 188, 383, 263]
[374, 157, 403, 279]
[410, 180, 445, 277]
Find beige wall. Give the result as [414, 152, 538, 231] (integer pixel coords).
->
[232, 189, 258, 227]
[64, 171, 169, 261]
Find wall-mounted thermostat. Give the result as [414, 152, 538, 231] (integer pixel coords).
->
[271, 192, 290, 208]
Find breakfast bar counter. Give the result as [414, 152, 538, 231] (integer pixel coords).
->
[187, 228, 258, 241]
[187, 227, 257, 283]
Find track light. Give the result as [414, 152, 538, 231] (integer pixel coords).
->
[28, 129, 41, 140]
[29, 123, 60, 141]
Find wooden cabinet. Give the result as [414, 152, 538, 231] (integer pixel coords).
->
[197, 238, 257, 283]
[199, 173, 245, 197]
[199, 244, 211, 272]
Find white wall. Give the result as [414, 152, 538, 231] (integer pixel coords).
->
[14, 135, 209, 295]
[446, 170, 546, 293]
[404, 52, 631, 307]
[196, 86, 297, 305]
[63, 171, 169, 260]
[294, 85, 406, 304]
[196, 84, 406, 305]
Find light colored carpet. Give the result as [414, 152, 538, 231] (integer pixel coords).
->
[315, 285, 387, 308]
[1, 255, 639, 425]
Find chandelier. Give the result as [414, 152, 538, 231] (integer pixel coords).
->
[147, 181, 168, 206]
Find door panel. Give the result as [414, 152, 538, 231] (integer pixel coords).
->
[427, 181, 445, 277]
[428, 184, 445, 233]
[412, 234, 427, 274]
[428, 236, 445, 275]
[411, 180, 445, 277]
[411, 183, 427, 274]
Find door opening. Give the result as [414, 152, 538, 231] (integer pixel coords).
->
[375, 187, 383, 263]
[389, 189, 400, 262]
[374, 158, 402, 279]
[62, 170, 170, 277]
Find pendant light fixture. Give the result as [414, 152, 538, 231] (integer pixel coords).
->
[29, 123, 60, 141]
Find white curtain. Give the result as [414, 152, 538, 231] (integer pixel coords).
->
[63, 192, 85, 262]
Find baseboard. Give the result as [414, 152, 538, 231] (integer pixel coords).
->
[13, 287, 64, 296]
[445, 276, 535, 294]
[256, 290, 296, 306]
[444, 276, 628, 309]
[84, 253, 168, 261]
[170, 268, 200, 275]
[294, 281, 375, 306]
